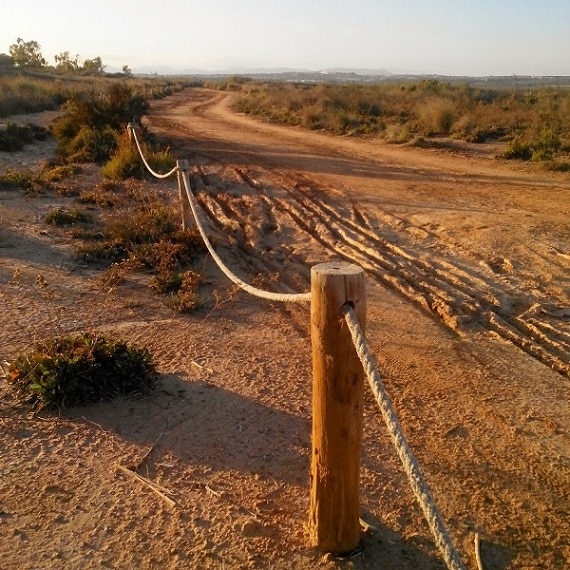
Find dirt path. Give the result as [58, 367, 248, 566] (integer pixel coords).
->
[1, 88, 569, 569]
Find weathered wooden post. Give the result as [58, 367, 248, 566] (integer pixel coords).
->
[126, 122, 141, 146]
[176, 159, 192, 231]
[309, 262, 366, 554]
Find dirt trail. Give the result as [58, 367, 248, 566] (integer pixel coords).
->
[1, 88, 569, 569]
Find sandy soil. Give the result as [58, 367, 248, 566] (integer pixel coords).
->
[1, 88, 569, 569]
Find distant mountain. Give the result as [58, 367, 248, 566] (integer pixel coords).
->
[131, 65, 393, 77]
[128, 65, 570, 89]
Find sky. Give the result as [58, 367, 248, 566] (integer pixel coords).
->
[1, 1, 569, 76]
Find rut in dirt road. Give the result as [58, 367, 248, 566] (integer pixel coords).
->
[190, 165, 569, 380]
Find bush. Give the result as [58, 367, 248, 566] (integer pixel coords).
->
[384, 123, 412, 144]
[0, 169, 34, 190]
[0, 122, 50, 151]
[503, 137, 533, 160]
[503, 129, 561, 162]
[65, 125, 118, 163]
[102, 134, 175, 180]
[52, 84, 149, 163]
[45, 207, 91, 226]
[420, 98, 455, 135]
[76, 193, 205, 270]
[164, 270, 205, 313]
[6, 333, 158, 409]
[37, 163, 82, 184]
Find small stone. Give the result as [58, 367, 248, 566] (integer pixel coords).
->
[233, 517, 264, 537]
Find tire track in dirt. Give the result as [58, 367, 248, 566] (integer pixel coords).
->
[189, 165, 569, 379]
[146, 89, 569, 379]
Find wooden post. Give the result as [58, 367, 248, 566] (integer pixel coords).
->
[127, 122, 140, 146]
[309, 262, 366, 554]
[176, 159, 192, 231]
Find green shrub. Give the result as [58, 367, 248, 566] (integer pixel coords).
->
[164, 270, 205, 313]
[77, 188, 116, 208]
[101, 135, 175, 180]
[38, 163, 82, 184]
[503, 129, 561, 162]
[52, 84, 149, 163]
[0, 122, 50, 151]
[503, 137, 533, 160]
[533, 129, 561, 161]
[0, 169, 34, 190]
[101, 141, 142, 178]
[66, 126, 118, 163]
[420, 98, 455, 135]
[45, 207, 92, 226]
[6, 333, 157, 409]
[151, 270, 184, 294]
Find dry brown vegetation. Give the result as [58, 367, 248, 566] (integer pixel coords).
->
[233, 80, 570, 168]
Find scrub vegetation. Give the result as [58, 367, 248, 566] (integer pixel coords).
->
[233, 80, 570, 164]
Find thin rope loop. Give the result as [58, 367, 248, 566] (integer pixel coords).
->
[343, 305, 466, 570]
[130, 126, 179, 179]
[181, 170, 311, 303]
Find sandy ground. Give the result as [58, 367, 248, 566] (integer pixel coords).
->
[0, 88, 569, 569]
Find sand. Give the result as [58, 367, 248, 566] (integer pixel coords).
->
[0, 88, 569, 569]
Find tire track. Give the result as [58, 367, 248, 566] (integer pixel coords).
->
[191, 166, 569, 379]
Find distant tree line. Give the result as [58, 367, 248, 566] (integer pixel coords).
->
[0, 38, 131, 76]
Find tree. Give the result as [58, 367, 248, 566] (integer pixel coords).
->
[55, 51, 79, 73]
[82, 56, 105, 74]
[122, 64, 132, 76]
[8, 38, 46, 68]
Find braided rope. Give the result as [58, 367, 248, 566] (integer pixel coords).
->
[130, 126, 180, 179]
[181, 170, 311, 303]
[343, 305, 466, 570]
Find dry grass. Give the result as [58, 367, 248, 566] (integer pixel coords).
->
[233, 80, 570, 161]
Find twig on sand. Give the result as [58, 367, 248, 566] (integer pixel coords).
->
[190, 360, 213, 375]
[115, 464, 176, 508]
[134, 428, 167, 470]
[205, 483, 224, 498]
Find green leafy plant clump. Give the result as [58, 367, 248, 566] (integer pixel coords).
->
[45, 206, 92, 226]
[0, 169, 34, 190]
[0, 122, 50, 151]
[7, 333, 158, 410]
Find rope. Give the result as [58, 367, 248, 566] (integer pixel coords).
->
[181, 170, 311, 303]
[129, 121, 477, 565]
[130, 125, 180, 179]
[343, 305, 466, 570]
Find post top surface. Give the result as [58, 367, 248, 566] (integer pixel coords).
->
[311, 262, 363, 276]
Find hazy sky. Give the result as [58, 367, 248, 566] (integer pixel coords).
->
[2, 1, 569, 75]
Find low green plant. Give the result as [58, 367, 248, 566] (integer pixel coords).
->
[45, 207, 92, 226]
[77, 188, 116, 208]
[0, 122, 50, 151]
[0, 169, 33, 190]
[164, 270, 205, 313]
[6, 333, 158, 409]
[151, 269, 184, 294]
[75, 193, 205, 274]
[37, 163, 82, 184]
[503, 137, 533, 160]
[503, 129, 562, 162]
[102, 136, 175, 180]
